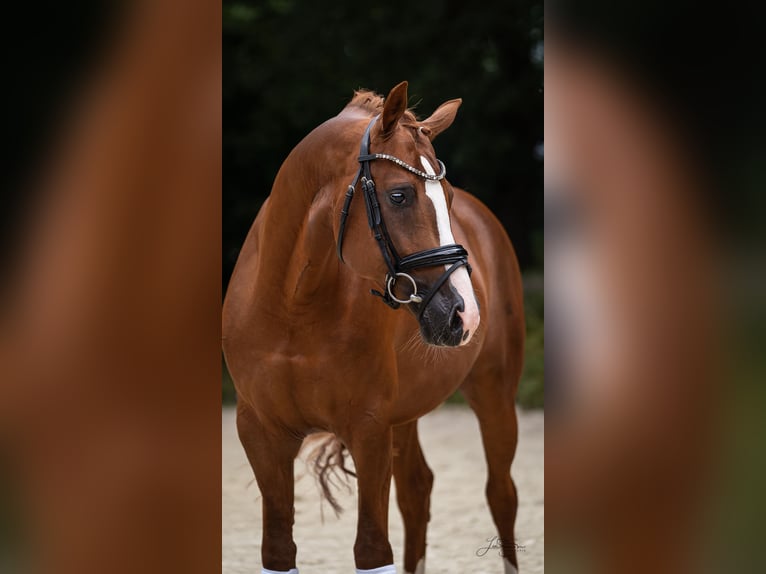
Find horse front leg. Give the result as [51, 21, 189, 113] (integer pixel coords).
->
[462, 373, 521, 574]
[346, 421, 396, 574]
[393, 421, 433, 574]
[237, 401, 303, 574]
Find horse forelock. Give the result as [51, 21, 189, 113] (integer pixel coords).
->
[345, 89, 418, 124]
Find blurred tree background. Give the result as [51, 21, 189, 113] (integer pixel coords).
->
[223, 0, 543, 407]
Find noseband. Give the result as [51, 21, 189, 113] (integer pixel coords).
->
[336, 116, 471, 314]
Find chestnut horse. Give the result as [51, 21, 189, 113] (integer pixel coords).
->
[222, 82, 524, 574]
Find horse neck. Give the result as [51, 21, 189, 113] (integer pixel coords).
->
[253, 116, 399, 331]
[253, 131, 343, 311]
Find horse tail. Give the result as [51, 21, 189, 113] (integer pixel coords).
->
[302, 433, 356, 516]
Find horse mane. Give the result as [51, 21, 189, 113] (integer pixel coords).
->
[344, 89, 419, 123]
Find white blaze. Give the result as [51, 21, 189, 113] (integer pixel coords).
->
[420, 156, 480, 345]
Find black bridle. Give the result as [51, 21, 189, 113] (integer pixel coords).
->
[336, 116, 471, 314]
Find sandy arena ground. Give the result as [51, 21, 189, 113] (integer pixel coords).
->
[222, 405, 543, 573]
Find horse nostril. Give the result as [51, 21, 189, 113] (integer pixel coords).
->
[449, 303, 464, 333]
[462, 330, 470, 341]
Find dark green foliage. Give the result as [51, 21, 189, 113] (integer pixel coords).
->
[223, 0, 543, 290]
[518, 282, 544, 409]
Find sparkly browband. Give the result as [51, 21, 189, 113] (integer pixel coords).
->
[357, 153, 447, 181]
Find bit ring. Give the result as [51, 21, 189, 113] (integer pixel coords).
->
[386, 273, 423, 305]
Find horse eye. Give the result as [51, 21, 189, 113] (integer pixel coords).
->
[389, 192, 406, 205]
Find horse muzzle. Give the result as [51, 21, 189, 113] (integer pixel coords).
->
[417, 286, 468, 347]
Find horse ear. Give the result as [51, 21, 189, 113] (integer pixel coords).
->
[380, 81, 409, 138]
[419, 98, 462, 141]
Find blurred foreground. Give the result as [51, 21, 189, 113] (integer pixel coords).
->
[546, 3, 766, 573]
[0, 1, 221, 573]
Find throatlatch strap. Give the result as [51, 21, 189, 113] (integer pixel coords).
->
[337, 116, 379, 264]
[336, 184, 355, 263]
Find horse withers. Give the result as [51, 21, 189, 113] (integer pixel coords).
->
[222, 81, 525, 574]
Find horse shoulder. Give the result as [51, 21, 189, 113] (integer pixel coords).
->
[453, 188, 519, 278]
[450, 188, 525, 351]
[223, 198, 270, 362]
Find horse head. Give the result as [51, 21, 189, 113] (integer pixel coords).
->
[335, 81, 480, 347]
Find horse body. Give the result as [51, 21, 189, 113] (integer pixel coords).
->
[223, 82, 524, 574]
